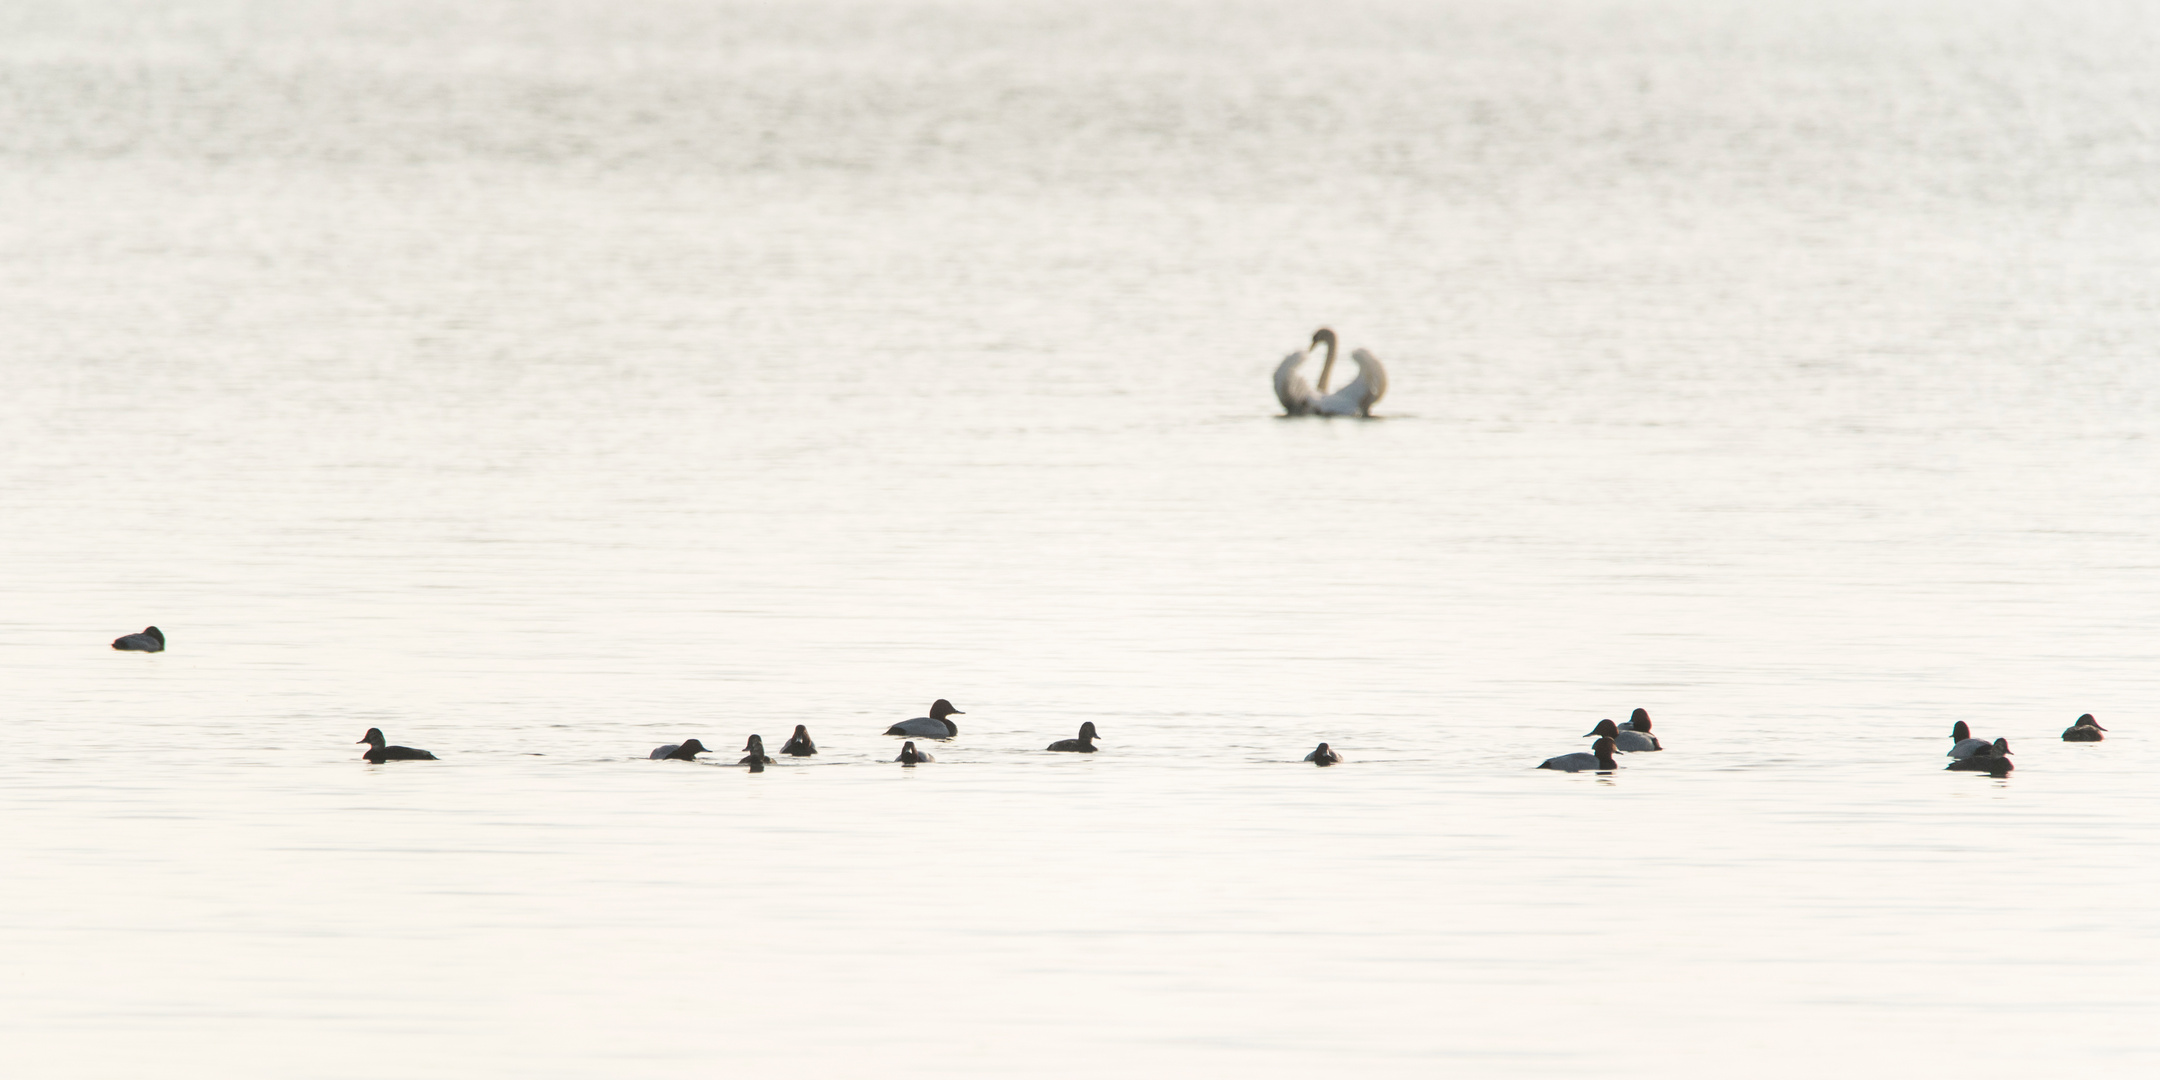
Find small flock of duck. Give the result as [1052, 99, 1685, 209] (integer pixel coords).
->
[352, 700, 1106, 769]
[114, 629, 2113, 776]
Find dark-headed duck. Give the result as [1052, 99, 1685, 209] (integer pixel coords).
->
[358, 728, 436, 763]
[780, 725, 818, 756]
[1304, 742, 1341, 766]
[650, 739, 711, 761]
[1046, 722, 1100, 753]
[112, 626, 165, 652]
[1539, 737, 1618, 772]
[886, 699, 963, 738]
[1585, 718, 1660, 752]
[2062, 714, 2106, 742]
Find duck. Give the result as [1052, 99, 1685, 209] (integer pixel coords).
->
[1946, 738, 2013, 774]
[357, 728, 436, 763]
[1947, 721, 1990, 759]
[2062, 714, 2106, 742]
[1538, 737, 1619, 772]
[111, 626, 165, 652]
[779, 725, 818, 756]
[1584, 718, 1660, 752]
[895, 741, 933, 765]
[738, 735, 775, 766]
[649, 739, 711, 761]
[886, 699, 963, 738]
[1620, 708, 1654, 733]
[1303, 742, 1341, 766]
[1046, 722, 1100, 753]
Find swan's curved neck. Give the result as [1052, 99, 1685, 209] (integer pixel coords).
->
[1314, 332, 1340, 393]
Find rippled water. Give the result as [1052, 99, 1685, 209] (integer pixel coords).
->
[5, 0, 2160, 1075]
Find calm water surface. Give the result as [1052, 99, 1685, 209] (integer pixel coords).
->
[4, 0, 2160, 1075]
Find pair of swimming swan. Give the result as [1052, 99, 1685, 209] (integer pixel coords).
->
[1273, 328, 1387, 417]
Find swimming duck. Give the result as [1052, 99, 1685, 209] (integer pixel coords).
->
[1585, 718, 1660, 752]
[357, 728, 436, 762]
[886, 699, 963, 738]
[2062, 714, 2106, 742]
[1046, 722, 1100, 753]
[650, 739, 711, 761]
[1620, 708, 1654, 733]
[1304, 742, 1341, 766]
[1539, 737, 1619, 772]
[738, 735, 775, 766]
[895, 741, 933, 765]
[1946, 738, 2013, 774]
[1947, 721, 1990, 759]
[111, 626, 165, 652]
[779, 725, 818, 756]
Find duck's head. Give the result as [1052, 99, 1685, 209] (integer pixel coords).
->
[1584, 719, 1622, 738]
[2077, 713, 2106, 731]
[1590, 736, 1618, 759]
[1951, 721, 1972, 741]
[1629, 708, 1651, 731]
[1314, 742, 1332, 754]
[742, 734, 763, 751]
[1993, 738, 2013, 755]
[792, 724, 810, 737]
[144, 626, 165, 643]
[679, 739, 709, 755]
[1077, 721, 1099, 741]
[930, 699, 964, 720]
[357, 728, 387, 749]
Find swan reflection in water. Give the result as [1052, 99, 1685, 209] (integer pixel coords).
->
[1273, 327, 1387, 417]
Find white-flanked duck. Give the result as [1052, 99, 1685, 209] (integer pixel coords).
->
[738, 735, 775, 766]
[1046, 722, 1100, 753]
[1946, 738, 2013, 774]
[779, 725, 818, 756]
[1585, 718, 1660, 752]
[886, 699, 963, 738]
[2062, 714, 2106, 742]
[1947, 721, 1990, 759]
[358, 728, 436, 763]
[895, 741, 933, 766]
[1304, 742, 1341, 766]
[650, 739, 711, 761]
[112, 626, 165, 652]
[1539, 737, 1619, 773]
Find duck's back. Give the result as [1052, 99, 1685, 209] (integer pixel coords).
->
[2063, 725, 2104, 742]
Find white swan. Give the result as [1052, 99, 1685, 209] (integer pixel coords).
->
[1273, 328, 1387, 417]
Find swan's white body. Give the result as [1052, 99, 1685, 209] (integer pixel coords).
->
[1274, 329, 1387, 417]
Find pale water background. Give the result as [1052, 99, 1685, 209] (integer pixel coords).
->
[3, 0, 2160, 1075]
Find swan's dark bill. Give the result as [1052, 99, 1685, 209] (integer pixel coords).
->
[885, 699, 963, 738]
[780, 725, 818, 756]
[1539, 737, 1619, 772]
[1304, 742, 1341, 766]
[1046, 721, 1100, 753]
[651, 739, 710, 761]
[358, 727, 436, 762]
[111, 626, 165, 652]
